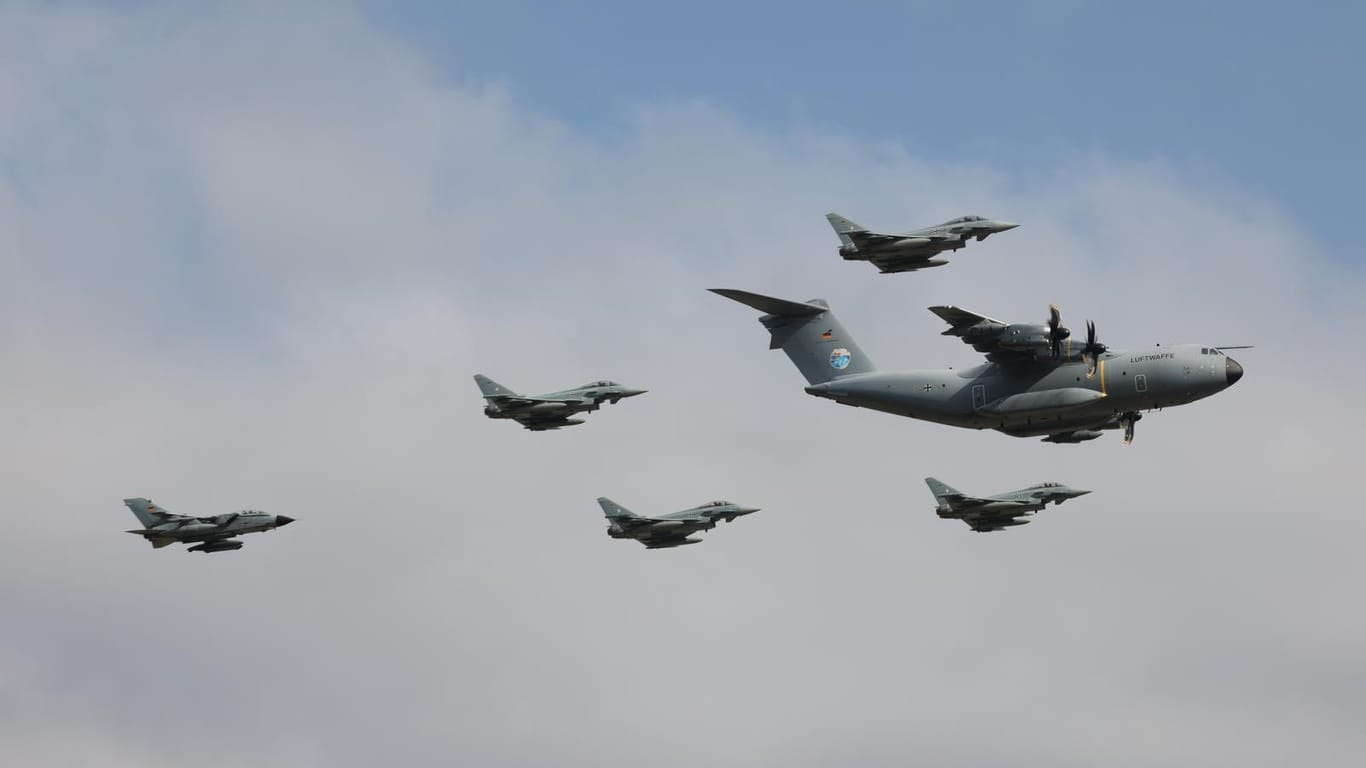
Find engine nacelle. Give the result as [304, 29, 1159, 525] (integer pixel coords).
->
[997, 323, 1052, 351]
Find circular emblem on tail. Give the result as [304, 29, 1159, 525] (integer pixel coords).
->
[829, 348, 851, 370]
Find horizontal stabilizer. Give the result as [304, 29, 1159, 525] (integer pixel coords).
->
[709, 289, 826, 318]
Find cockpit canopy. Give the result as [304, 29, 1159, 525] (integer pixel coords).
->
[704, 500, 732, 507]
[945, 215, 985, 224]
[1036, 482, 1062, 488]
[580, 380, 619, 389]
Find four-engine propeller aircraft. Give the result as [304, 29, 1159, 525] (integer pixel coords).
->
[598, 497, 761, 549]
[925, 478, 1090, 532]
[475, 374, 647, 431]
[122, 498, 295, 553]
[712, 289, 1244, 444]
[826, 212, 1018, 273]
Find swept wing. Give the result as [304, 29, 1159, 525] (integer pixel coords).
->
[928, 305, 1039, 365]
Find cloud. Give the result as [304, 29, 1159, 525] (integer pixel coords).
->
[0, 2, 1361, 766]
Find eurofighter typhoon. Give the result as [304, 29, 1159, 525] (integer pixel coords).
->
[926, 477, 1090, 532]
[713, 290, 1244, 444]
[122, 498, 295, 553]
[826, 212, 1018, 273]
[475, 374, 646, 431]
[599, 497, 760, 549]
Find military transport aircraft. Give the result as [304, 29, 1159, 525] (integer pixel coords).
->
[122, 498, 294, 553]
[598, 497, 760, 549]
[712, 289, 1245, 444]
[475, 374, 646, 431]
[826, 212, 1018, 273]
[925, 477, 1090, 532]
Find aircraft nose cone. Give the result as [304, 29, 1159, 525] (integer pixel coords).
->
[995, 221, 1020, 231]
[275, 516, 295, 527]
[1225, 357, 1244, 386]
[1072, 489, 1092, 497]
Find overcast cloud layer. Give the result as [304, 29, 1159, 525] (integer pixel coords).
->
[1, 3, 1362, 766]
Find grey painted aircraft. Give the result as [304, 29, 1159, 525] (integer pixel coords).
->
[926, 477, 1090, 532]
[475, 374, 646, 431]
[826, 212, 1018, 273]
[598, 497, 760, 549]
[122, 498, 295, 553]
[712, 289, 1245, 444]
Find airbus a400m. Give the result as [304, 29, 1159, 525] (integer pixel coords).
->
[713, 290, 1245, 444]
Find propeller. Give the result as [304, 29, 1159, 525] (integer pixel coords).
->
[1081, 320, 1108, 378]
[1120, 411, 1141, 444]
[1047, 303, 1070, 359]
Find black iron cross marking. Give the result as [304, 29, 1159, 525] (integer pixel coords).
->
[922, 384, 934, 391]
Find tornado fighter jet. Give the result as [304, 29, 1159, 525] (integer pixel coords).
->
[712, 289, 1245, 444]
[475, 374, 646, 431]
[599, 497, 760, 549]
[122, 498, 294, 553]
[826, 212, 1018, 273]
[926, 478, 1090, 532]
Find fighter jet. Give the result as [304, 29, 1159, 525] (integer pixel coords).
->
[926, 477, 1090, 533]
[712, 289, 1245, 444]
[826, 212, 1018, 273]
[598, 497, 760, 549]
[475, 374, 646, 431]
[122, 498, 294, 553]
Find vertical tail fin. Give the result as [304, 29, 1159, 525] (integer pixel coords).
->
[123, 498, 163, 527]
[924, 478, 962, 503]
[826, 212, 866, 247]
[597, 497, 639, 519]
[473, 374, 518, 400]
[710, 289, 877, 385]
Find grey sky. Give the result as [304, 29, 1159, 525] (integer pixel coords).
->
[1, 3, 1362, 766]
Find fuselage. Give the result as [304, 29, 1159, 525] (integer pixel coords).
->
[154, 512, 289, 542]
[805, 344, 1242, 436]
